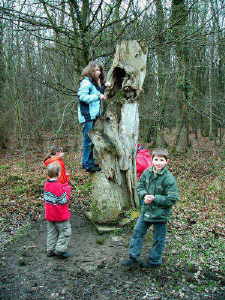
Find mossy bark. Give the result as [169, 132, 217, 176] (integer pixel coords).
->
[88, 40, 148, 224]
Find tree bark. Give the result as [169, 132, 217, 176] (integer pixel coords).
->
[88, 40, 148, 224]
[171, 0, 191, 153]
[0, 16, 7, 149]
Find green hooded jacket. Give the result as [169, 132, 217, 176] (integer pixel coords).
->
[137, 167, 179, 223]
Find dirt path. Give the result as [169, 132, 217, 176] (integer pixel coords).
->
[0, 212, 131, 300]
[1, 212, 224, 300]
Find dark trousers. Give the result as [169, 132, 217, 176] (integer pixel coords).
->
[82, 120, 95, 169]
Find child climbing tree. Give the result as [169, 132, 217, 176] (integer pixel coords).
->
[88, 40, 148, 224]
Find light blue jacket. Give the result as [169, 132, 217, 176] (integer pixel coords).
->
[77, 77, 103, 123]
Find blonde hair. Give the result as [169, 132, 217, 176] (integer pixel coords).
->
[47, 163, 60, 178]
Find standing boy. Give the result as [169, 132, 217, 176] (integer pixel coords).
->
[121, 149, 179, 268]
[44, 163, 72, 258]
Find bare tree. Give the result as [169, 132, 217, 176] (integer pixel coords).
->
[87, 40, 148, 224]
[171, 0, 191, 152]
[0, 0, 224, 151]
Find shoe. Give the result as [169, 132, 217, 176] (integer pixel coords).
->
[140, 261, 161, 268]
[82, 163, 99, 169]
[47, 250, 56, 257]
[120, 256, 140, 267]
[85, 166, 101, 172]
[54, 251, 73, 259]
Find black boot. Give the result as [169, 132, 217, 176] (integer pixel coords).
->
[140, 261, 161, 268]
[54, 251, 73, 259]
[85, 166, 101, 172]
[120, 256, 140, 267]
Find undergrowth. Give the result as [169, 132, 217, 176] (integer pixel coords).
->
[0, 151, 224, 295]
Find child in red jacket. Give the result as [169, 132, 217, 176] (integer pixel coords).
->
[43, 146, 70, 185]
[44, 163, 72, 258]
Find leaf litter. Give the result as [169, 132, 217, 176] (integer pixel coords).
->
[0, 150, 224, 299]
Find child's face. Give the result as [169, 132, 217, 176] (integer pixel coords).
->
[152, 155, 168, 171]
[56, 152, 64, 157]
[94, 67, 101, 79]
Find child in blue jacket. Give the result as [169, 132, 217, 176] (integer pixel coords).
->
[77, 62, 107, 173]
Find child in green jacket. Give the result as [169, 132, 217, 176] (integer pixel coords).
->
[121, 149, 179, 268]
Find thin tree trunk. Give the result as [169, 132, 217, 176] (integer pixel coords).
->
[171, 0, 191, 152]
[154, 0, 169, 147]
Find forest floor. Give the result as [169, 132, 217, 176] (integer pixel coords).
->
[0, 147, 225, 300]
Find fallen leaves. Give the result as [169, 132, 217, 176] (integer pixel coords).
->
[0, 150, 224, 291]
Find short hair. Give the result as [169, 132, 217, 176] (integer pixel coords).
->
[43, 145, 62, 162]
[152, 148, 169, 160]
[47, 163, 60, 178]
[49, 145, 62, 155]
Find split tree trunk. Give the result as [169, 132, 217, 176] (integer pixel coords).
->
[88, 40, 148, 224]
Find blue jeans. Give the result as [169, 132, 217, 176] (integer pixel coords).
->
[129, 215, 167, 265]
[82, 120, 95, 169]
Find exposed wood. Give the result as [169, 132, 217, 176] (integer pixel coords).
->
[88, 40, 148, 224]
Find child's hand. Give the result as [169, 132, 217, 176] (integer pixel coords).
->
[144, 195, 155, 204]
[105, 81, 111, 87]
[100, 94, 107, 100]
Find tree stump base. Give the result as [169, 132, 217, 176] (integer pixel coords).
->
[88, 40, 147, 224]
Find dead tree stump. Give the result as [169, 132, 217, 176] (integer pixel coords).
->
[88, 40, 148, 224]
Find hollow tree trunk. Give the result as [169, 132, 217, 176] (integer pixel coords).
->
[88, 40, 148, 224]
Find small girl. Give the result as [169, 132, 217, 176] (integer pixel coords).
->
[77, 62, 110, 172]
[43, 146, 70, 185]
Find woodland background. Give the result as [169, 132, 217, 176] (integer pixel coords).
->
[0, 2, 225, 299]
[0, 0, 224, 154]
